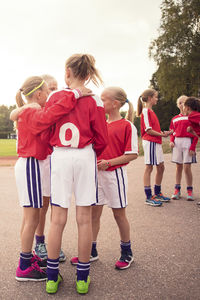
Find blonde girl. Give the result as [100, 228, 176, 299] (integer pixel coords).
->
[71, 86, 138, 270]
[137, 89, 171, 207]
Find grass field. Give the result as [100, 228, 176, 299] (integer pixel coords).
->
[0, 139, 17, 156]
[0, 138, 199, 157]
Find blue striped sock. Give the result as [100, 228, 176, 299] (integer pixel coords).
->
[47, 258, 59, 282]
[20, 252, 32, 270]
[144, 186, 152, 199]
[77, 261, 90, 282]
[120, 241, 132, 255]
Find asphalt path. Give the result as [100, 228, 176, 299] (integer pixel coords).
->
[0, 153, 200, 300]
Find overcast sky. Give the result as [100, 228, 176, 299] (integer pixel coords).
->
[0, 0, 162, 110]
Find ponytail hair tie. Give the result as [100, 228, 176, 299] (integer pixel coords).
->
[125, 99, 129, 103]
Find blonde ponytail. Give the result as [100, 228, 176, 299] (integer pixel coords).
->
[137, 88, 157, 117]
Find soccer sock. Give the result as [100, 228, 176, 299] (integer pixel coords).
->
[175, 184, 181, 191]
[144, 186, 152, 199]
[20, 252, 32, 270]
[120, 240, 132, 255]
[35, 235, 45, 244]
[47, 258, 59, 282]
[77, 261, 90, 282]
[92, 241, 97, 251]
[154, 185, 161, 195]
[187, 186, 193, 192]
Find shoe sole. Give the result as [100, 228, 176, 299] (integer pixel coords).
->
[171, 197, 180, 200]
[115, 257, 134, 270]
[16, 276, 47, 282]
[187, 198, 194, 201]
[145, 202, 162, 207]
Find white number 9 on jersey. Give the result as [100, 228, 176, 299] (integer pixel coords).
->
[59, 122, 80, 147]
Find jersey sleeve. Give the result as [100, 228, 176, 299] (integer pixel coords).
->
[143, 108, 152, 131]
[124, 122, 138, 154]
[90, 96, 108, 156]
[169, 118, 175, 143]
[188, 112, 200, 136]
[190, 136, 198, 151]
[20, 90, 79, 135]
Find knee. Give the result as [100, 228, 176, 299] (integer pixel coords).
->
[145, 165, 153, 174]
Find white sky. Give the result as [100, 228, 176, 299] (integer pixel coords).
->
[0, 0, 162, 110]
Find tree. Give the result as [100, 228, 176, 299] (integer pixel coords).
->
[149, 0, 200, 128]
[0, 105, 16, 138]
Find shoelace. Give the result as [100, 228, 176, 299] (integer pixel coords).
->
[31, 261, 45, 273]
[32, 252, 42, 262]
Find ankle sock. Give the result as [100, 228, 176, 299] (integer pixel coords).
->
[77, 261, 90, 282]
[47, 258, 59, 282]
[35, 235, 45, 244]
[144, 186, 152, 199]
[175, 184, 181, 191]
[20, 252, 32, 270]
[154, 185, 161, 195]
[120, 240, 132, 255]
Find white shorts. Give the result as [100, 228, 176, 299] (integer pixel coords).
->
[172, 137, 197, 164]
[50, 145, 97, 208]
[40, 155, 51, 197]
[142, 140, 164, 165]
[15, 157, 43, 208]
[96, 166, 128, 208]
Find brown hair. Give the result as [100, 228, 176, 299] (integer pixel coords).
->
[137, 88, 157, 117]
[65, 54, 103, 86]
[41, 74, 57, 85]
[184, 97, 200, 112]
[105, 87, 134, 122]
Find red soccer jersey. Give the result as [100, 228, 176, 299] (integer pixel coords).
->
[188, 111, 200, 137]
[140, 108, 162, 144]
[17, 89, 80, 160]
[17, 109, 49, 160]
[98, 118, 138, 171]
[169, 113, 198, 151]
[45, 92, 108, 156]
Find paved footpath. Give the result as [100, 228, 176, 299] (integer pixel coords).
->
[0, 153, 200, 300]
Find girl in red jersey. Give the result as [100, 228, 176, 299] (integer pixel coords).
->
[185, 97, 200, 137]
[137, 89, 172, 207]
[13, 76, 88, 283]
[71, 86, 138, 270]
[169, 95, 198, 201]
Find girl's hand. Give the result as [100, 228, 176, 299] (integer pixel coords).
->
[24, 103, 41, 109]
[189, 150, 195, 156]
[97, 159, 111, 170]
[77, 86, 94, 97]
[170, 142, 175, 148]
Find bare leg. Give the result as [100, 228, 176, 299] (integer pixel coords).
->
[47, 206, 68, 259]
[112, 208, 130, 242]
[184, 164, 193, 186]
[76, 206, 92, 263]
[155, 162, 165, 186]
[35, 196, 50, 236]
[92, 205, 103, 241]
[21, 207, 40, 253]
[175, 163, 183, 185]
[143, 165, 153, 186]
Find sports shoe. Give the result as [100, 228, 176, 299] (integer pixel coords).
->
[155, 193, 170, 202]
[70, 249, 99, 265]
[16, 261, 47, 281]
[76, 276, 90, 294]
[145, 196, 163, 207]
[171, 189, 181, 200]
[34, 243, 48, 260]
[46, 274, 63, 294]
[59, 249, 66, 262]
[31, 253, 47, 269]
[115, 252, 134, 270]
[187, 190, 194, 201]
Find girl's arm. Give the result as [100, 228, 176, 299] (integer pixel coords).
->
[10, 103, 41, 121]
[97, 154, 138, 171]
[146, 129, 169, 137]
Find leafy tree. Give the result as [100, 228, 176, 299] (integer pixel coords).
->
[149, 0, 200, 128]
[0, 105, 16, 138]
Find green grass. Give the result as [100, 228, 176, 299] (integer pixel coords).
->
[0, 139, 17, 156]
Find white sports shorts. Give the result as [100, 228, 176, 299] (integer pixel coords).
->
[15, 157, 43, 208]
[96, 166, 128, 208]
[50, 145, 97, 208]
[172, 137, 197, 164]
[40, 155, 51, 197]
[142, 140, 164, 165]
